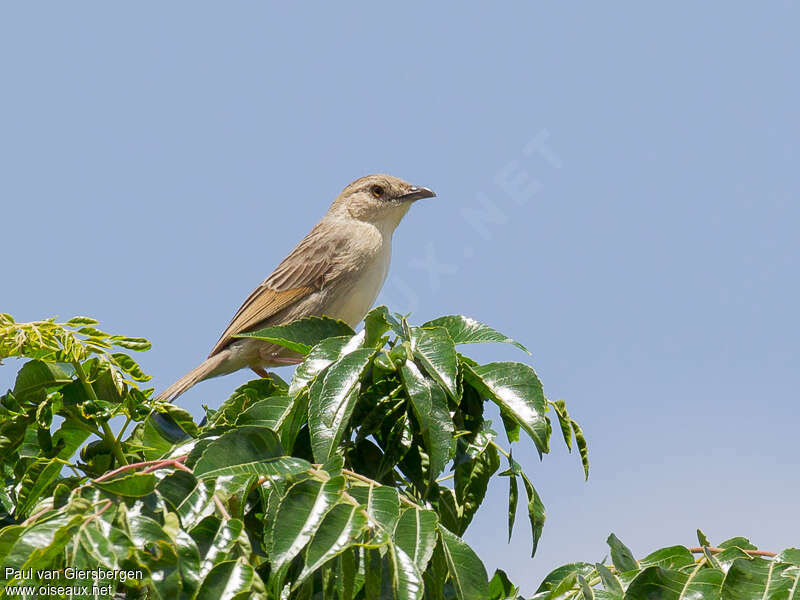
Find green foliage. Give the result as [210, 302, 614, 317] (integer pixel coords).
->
[1, 310, 794, 598]
[532, 533, 800, 600]
[0, 308, 586, 598]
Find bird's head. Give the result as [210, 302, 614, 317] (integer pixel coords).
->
[331, 174, 435, 230]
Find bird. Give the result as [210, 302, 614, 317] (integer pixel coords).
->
[156, 174, 435, 403]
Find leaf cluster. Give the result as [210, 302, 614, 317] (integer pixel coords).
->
[531, 532, 800, 600]
[0, 307, 587, 599]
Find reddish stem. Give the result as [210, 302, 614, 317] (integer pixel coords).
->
[92, 454, 190, 482]
[689, 546, 777, 558]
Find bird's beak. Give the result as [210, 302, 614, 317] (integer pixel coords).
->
[396, 186, 436, 202]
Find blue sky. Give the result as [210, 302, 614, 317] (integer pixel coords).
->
[2, 3, 798, 594]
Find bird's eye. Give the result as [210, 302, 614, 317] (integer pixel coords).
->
[371, 185, 384, 198]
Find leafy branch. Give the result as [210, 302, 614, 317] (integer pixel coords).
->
[1, 307, 588, 599]
[531, 532, 799, 600]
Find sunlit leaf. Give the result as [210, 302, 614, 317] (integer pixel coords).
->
[462, 362, 549, 457]
[422, 315, 529, 354]
[296, 503, 368, 586]
[438, 525, 489, 600]
[308, 348, 375, 463]
[400, 361, 455, 482]
[194, 426, 309, 479]
[289, 333, 365, 396]
[348, 483, 401, 544]
[394, 506, 438, 572]
[625, 565, 723, 600]
[270, 476, 344, 586]
[410, 326, 459, 400]
[236, 316, 355, 354]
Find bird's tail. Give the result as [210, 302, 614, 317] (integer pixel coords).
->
[156, 351, 230, 403]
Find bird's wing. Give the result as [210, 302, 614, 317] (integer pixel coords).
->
[209, 222, 347, 356]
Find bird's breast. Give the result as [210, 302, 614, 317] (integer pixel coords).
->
[327, 239, 392, 327]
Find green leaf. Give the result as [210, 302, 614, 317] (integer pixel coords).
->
[110, 336, 152, 351]
[454, 443, 500, 535]
[13, 360, 72, 402]
[289, 334, 364, 396]
[0, 412, 29, 456]
[421, 315, 530, 354]
[173, 527, 202, 596]
[410, 326, 459, 400]
[296, 502, 368, 586]
[535, 562, 595, 595]
[270, 477, 344, 582]
[625, 565, 723, 600]
[394, 506, 438, 572]
[462, 362, 549, 457]
[424, 543, 449, 600]
[713, 546, 752, 570]
[438, 525, 490, 600]
[66, 316, 99, 326]
[156, 469, 197, 508]
[499, 409, 520, 444]
[159, 404, 199, 437]
[234, 395, 293, 430]
[348, 483, 401, 544]
[719, 536, 757, 551]
[110, 352, 151, 381]
[578, 574, 595, 600]
[364, 548, 383, 599]
[606, 533, 638, 572]
[501, 459, 519, 543]
[377, 413, 414, 478]
[175, 480, 216, 531]
[94, 472, 158, 497]
[140, 413, 178, 460]
[235, 316, 356, 354]
[194, 558, 263, 600]
[14, 458, 64, 517]
[308, 348, 375, 463]
[776, 549, 800, 565]
[193, 426, 309, 479]
[364, 305, 403, 347]
[196, 518, 246, 580]
[433, 487, 461, 535]
[5, 513, 84, 574]
[278, 391, 309, 453]
[488, 569, 519, 600]
[14, 419, 89, 516]
[721, 558, 796, 600]
[77, 514, 133, 571]
[519, 469, 545, 557]
[400, 361, 455, 481]
[639, 545, 695, 570]
[199, 456, 311, 480]
[210, 377, 287, 427]
[337, 548, 358, 600]
[386, 544, 425, 600]
[697, 529, 711, 547]
[550, 399, 572, 451]
[571, 418, 589, 479]
[595, 563, 623, 597]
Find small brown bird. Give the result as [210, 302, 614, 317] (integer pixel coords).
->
[157, 174, 435, 402]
